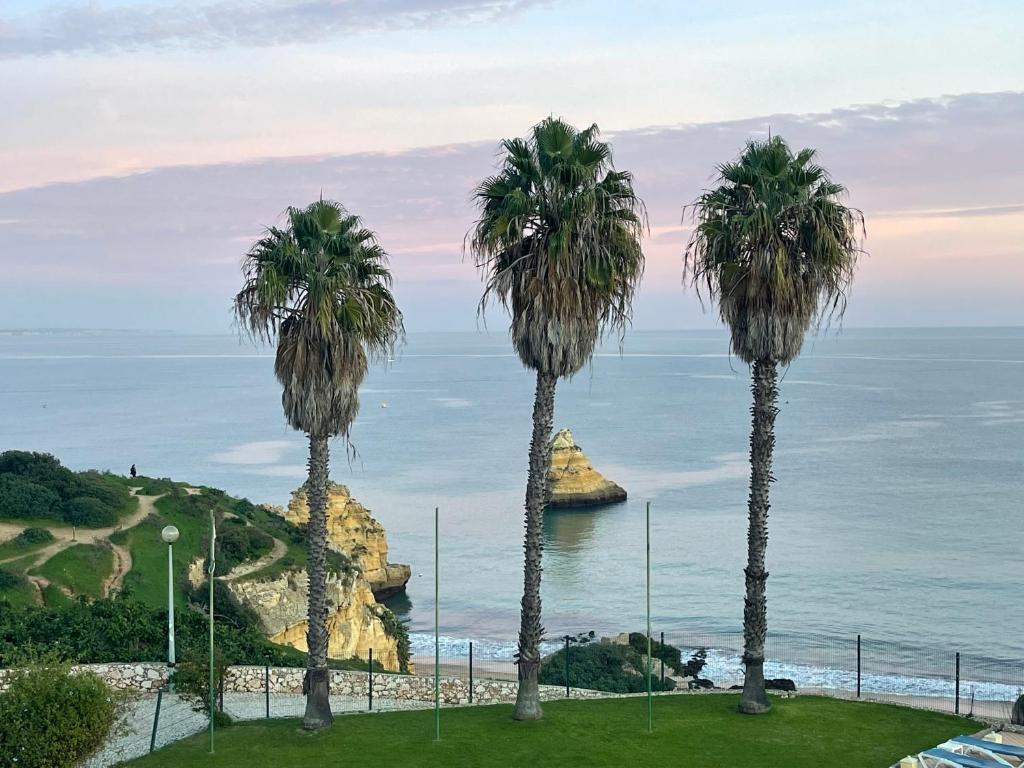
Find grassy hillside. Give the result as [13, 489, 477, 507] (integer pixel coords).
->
[31, 543, 113, 599]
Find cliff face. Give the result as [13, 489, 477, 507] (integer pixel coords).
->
[282, 484, 411, 598]
[227, 568, 402, 671]
[547, 429, 627, 508]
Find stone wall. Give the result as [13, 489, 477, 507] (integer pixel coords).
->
[0, 663, 603, 705]
[224, 665, 605, 705]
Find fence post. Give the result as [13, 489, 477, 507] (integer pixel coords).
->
[218, 672, 224, 713]
[856, 634, 861, 698]
[955, 652, 961, 715]
[565, 636, 570, 698]
[468, 641, 474, 704]
[149, 688, 164, 753]
[368, 648, 374, 711]
[264, 665, 270, 719]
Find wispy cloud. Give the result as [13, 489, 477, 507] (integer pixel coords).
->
[0, 0, 549, 57]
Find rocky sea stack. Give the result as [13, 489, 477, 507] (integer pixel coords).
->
[282, 483, 412, 599]
[547, 428, 627, 508]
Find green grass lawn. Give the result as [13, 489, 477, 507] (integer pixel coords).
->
[126, 695, 975, 768]
[30, 542, 112, 598]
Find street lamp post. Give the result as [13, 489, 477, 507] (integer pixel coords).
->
[161, 525, 180, 667]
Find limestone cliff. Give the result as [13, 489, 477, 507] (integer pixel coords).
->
[226, 568, 404, 671]
[282, 484, 410, 598]
[548, 428, 627, 508]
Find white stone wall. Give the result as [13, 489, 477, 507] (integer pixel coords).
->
[0, 662, 604, 705]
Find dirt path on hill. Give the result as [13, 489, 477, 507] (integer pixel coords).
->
[221, 536, 288, 582]
[0, 490, 165, 590]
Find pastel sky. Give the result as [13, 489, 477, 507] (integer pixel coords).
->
[1, 0, 1022, 331]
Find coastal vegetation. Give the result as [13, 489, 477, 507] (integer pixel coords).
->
[0, 451, 131, 527]
[684, 136, 863, 714]
[469, 117, 645, 720]
[0, 663, 120, 768]
[234, 198, 404, 730]
[123, 696, 974, 768]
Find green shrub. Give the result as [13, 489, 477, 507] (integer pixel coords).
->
[63, 496, 118, 527]
[172, 648, 230, 716]
[0, 475, 59, 520]
[13, 527, 55, 546]
[0, 452, 130, 527]
[627, 631, 685, 675]
[0, 451, 77, 499]
[0, 569, 23, 590]
[0, 663, 119, 768]
[378, 606, 411, 673]
[0, 595, 307, 668]
[214, 519, 274, 576]
[539, 641, 676, 694]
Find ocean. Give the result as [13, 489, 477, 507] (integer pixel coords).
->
[1, 327, 1021, 695]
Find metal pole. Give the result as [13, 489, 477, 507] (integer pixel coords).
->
[565, 636, 570, 698]
[468, 641, 473, 704]
[646, 501, 652, 734]
[208, 510, 216, 754]
[955, 652, 960, 715]
[167, 542, 176, 667]
[434, 506, 440, 742]
[368, 648, 373, 711]
[149, 688, 163, 753]
[857, 635, 861, 698]
[265, 664, 270, 719]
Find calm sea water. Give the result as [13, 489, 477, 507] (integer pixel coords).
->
[1, 328, 1021, 678]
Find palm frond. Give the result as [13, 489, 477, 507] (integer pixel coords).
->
[683, 136, 864, 365]
[468, 116, 646, 376]
[235, 199, 404, 437]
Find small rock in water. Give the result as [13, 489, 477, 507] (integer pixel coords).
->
[547, 429, 627, 508]
[766, 678, 797, 692]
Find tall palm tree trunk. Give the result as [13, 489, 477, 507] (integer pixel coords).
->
[303, 434, 334, 730]
[739, 358, 778, 715]
[513, 370, 557, 721]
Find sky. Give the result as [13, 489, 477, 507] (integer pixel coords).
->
[1, 0, 1022, 332]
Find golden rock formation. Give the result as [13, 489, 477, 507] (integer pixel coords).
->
[227, 568, 402, 671]
[282, 484, 411, 598]
[547, 428, 627, 508]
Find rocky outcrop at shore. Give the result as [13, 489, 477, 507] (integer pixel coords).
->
[227, 568, 402, 671]
[547, 429, 626, 508]
[282, 484, 411, 598]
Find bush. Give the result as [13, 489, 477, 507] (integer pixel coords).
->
[63, 495, 118, 527]
[0, 452, 130, 527]
[539, 641, 676, 694]
[0, 451, 77, 499]
[13, 527, 55, 546]
[0, 569, 23, 590]
[172, 648, 230, 716]
[0, 663, 119, 768]
[628, 632, 685, 675]
[214, 519, 274, 576]
[0, 475, 59, 520]
[0, 595, 307, 668]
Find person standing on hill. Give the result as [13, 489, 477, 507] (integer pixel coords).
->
[129, 463, 137, 479]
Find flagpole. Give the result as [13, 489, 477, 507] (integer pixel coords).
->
[646, 500, 652, 734]
[434, 506, 440, 742]
[208, 510, 216, 754]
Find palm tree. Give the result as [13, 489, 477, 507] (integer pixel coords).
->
[234, 199, 402, 730]
[685, 136, 863, 714]
[469, 117, 645, 720]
